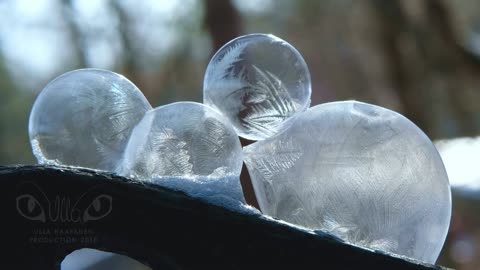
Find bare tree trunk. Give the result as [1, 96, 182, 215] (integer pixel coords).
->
[371, 0, 426, 132]
[204, 0, 242, 52]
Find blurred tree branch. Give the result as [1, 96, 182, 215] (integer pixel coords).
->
[109, 0, 142, 90]
[61, 0, 88, 68]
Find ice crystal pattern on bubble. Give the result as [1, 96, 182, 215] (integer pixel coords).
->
[28, 69, 152, 171]
[243, 101, 451, 263]
[204, 34, 311, 140]
[117, 102, 243, 180]
[207, 42, 297, 137]
[154, 127, 193, 175]
[237, 65, 297, 138]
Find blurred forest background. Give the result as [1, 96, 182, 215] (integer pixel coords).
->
[1, 0, 480, 269]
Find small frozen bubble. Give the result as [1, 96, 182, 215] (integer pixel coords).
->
[117, 102, 243, 180]
[203, 33, 311, 141]
[29, 68, 152, 171]
[243, 101, 451, 263]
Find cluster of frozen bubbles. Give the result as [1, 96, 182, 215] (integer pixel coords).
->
[29, 34, 451, 264]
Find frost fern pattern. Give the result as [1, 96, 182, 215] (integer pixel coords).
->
[204, 34, 311, 140]
[208, 42, 297, 137]
[153, 127, 193, 176]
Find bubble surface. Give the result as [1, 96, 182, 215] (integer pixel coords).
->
[203, 33, 311, 141]
[243, 101, 451, 263]
[117, 102, 243, 180]
[29, 68, 152, 171]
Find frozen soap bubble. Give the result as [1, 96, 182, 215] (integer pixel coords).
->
[203, 33, 311, 141]
[117, 102, 243, 180]
[244, 101, 451, 263]
[29, 68, 152, 171]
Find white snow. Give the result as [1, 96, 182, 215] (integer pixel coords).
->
[150, 174, 260, 215]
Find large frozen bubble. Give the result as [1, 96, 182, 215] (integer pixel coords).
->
[243, 101, 451, 263]
[29, 68, 152, 171]
[117, 102, 243, 180]
[203, 33, 311, 141]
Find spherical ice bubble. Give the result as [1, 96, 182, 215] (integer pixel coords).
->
[29, 68, 152, 171]
[117, 102, 243, 180]
[203, 33, 311, 141]
[243, 101, 451, 263]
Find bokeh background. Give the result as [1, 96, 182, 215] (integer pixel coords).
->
[1, 0, 479, 269]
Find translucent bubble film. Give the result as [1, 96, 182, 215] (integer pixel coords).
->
[203, 34, 311, 141]
[29, 68, 152, 171]
[117, 102, 243, 180]
[243, 101, 451, 263]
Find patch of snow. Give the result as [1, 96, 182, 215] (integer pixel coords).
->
[150, 174, 260, 215]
